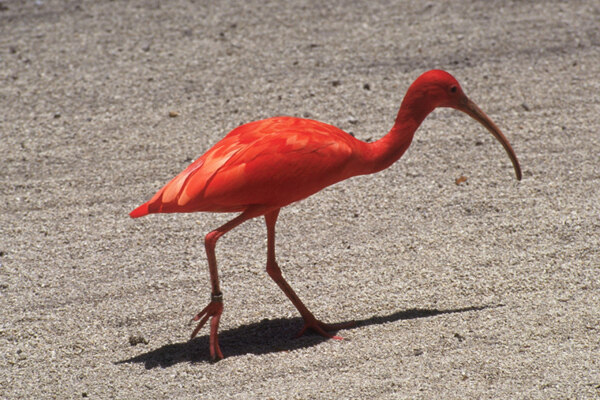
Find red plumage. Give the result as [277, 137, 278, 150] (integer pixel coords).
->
[131, 117, 363, 216]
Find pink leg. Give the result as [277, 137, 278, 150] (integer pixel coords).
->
[264, 209, 353, 339]
[190, 207, 265, 361]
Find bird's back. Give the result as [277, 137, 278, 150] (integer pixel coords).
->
[130, 116, 363, 217]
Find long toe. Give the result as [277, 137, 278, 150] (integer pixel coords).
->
[210, 339, 224, 361]
[321, 320, 356, 331]
[296, 318, 353, 340]
[209, 309, 223, 361]
[189, 300, 224, 360]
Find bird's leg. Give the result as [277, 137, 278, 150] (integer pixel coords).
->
[264, 210, 353, 340]
[190, 208, 263, 361]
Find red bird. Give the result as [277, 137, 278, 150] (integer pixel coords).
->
[130, 70, 521, 360]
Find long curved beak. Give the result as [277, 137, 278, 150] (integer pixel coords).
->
[459, 98, 522, 181]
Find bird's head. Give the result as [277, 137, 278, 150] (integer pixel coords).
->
[404, 70, 522, 180]
[409, 69, 466, 109]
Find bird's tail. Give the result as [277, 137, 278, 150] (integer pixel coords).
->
[129, 202, 150, 218]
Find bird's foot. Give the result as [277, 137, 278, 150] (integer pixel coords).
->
[190, 292, 224, 361]
[295, 317, 355, 340]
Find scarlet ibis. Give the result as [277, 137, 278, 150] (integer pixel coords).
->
[130, 70, 521, 360]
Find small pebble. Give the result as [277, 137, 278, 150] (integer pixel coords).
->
[455, 176, 468, 185]
[454, 332, 465, 342]
[128, 335, 148, 346]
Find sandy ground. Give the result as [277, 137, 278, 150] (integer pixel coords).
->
[1, 0, 599, 398]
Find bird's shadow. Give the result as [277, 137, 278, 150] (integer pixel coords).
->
[116, 304, 498, 368]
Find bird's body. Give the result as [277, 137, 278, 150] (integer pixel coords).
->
[130, 70, 522, 360]
[130, 115, 415, 217]
[132, 117, 363, 215]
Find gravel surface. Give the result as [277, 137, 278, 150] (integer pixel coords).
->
[1, 0, 599, 398]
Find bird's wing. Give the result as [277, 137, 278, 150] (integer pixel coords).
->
[141, 117, 358, 214]
[178, 117, 358, 210]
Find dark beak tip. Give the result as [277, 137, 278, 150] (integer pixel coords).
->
[462, 99, 522, 183]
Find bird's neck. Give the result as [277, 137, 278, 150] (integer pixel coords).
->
[360, 97, 434, 174]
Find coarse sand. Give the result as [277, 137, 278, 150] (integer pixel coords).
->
[1, 1, 599, 398]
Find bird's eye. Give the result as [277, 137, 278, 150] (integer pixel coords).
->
[450, 85, 457, 93]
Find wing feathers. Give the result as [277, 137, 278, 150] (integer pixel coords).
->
[135, 117, 359, 214]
